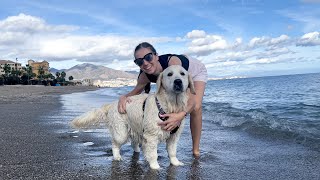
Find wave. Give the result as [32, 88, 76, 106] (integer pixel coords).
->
[203, 102, 320, 151]
[296, 102, 320, 108]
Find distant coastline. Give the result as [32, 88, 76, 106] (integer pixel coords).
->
[208, 71, 320, 81]
[208, 76, 248, 81]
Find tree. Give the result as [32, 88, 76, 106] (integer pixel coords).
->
[37, 66, 45, 84]
[68, 76, 74, 81]
[60, 71, 66, 83]
[3, 64, 11, 84]
[3, 64, 11, 76]
[26, 65, 33, 85]
[10, 68, 21, 85]
[55, 71, 60, 78]
[61, 71, 66, 79]
[47, 73, 55, 79]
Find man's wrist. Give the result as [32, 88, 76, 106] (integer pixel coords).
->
[182, 111, 188, 117]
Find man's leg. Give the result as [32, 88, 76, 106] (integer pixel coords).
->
[190, 81, 206, 156]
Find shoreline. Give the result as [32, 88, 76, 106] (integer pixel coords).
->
[0, 85, 100, 103]
[0, 85, 103, 179]
[1, 85, 320, 179]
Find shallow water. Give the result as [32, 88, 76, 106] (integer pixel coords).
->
[204, 73, 320, 151]
[40, 88, 320, 179]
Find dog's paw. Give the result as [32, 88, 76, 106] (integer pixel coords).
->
[170, 157, 184, 166]
[133, 146, 140, 153]
[149, 162, 161, 170]
[113, 155, 122, 161]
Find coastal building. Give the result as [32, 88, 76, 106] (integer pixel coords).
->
[93, 78, 136, 87]
[0, 60, 22, 75]
[81, 79, 93, 86]
[28, 60, 50, 76]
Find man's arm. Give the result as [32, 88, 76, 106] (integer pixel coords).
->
[118, 72, 150, 113]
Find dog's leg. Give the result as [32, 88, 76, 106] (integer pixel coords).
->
[131, 141, 140, 153]
[166, 135, 184, 166]
[112, 140, 122, 161]
[142, 136, 160, 169]
[110, 125, 129, 161]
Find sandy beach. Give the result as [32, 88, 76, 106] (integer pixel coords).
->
[1, 85, 319, 180]
[0, 85, 99, 103]
[0, 85, 102, 179]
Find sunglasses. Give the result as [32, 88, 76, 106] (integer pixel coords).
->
[134, 52, 154, 66]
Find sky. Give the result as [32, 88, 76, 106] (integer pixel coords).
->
[0, 0, 320, 78]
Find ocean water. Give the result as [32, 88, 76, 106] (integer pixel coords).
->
[61, 72, 320, 151]
[203, 72, 320, 150]
[55, 72, 320, 179]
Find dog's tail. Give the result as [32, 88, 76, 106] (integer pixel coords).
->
[71, 104, 111, 129]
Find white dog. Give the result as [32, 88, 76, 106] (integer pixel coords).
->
[71, 65, 195, 169]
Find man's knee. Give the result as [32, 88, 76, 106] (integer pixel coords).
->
[192, 103, 202, 114]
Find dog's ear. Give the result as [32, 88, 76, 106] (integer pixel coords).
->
[156, 72, 164, 94]
[188, 74, 196, 95]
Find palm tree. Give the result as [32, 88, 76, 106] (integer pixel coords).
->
[47, 73, 55, 80]
[38, 66, 45, 84]
[61, 71, 66, 79]
[10, 68, 22, 84]
[60, 71, 66, 84]
[55, 72, 60, 78]
[26, 65, 33, 85]
[3, 64, 11, 84]
[3, 64, 11, 76]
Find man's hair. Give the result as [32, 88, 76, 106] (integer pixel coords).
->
[134, 42, 157, 57]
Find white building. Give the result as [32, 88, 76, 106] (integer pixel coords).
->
[93, 78, 136, 87]
[0, 60, 22, 75]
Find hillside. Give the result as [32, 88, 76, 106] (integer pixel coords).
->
[50, 63, 137, 80]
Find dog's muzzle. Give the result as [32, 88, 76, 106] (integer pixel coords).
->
[173, 79, 183, 92]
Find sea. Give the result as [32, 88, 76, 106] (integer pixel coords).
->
[203, 72, 320, 150]
[55, 72, 320, 179]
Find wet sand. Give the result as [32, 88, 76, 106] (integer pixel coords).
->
[0, 85, 101, 179]
[1, 85, 320, 179]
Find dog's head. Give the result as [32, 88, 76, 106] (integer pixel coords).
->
[156, 65, 195, 95]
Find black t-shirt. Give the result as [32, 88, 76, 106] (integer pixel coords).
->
[139, 54, 189, 83]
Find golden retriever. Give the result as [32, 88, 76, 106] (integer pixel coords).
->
[71, 65, 195, 169]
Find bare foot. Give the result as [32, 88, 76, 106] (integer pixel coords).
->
[193, 149, 200, 157]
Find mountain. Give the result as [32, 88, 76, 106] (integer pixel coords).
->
[125, 70, 140, 75]
[49, 68, 66, 75]
[50, 63, 137, 80]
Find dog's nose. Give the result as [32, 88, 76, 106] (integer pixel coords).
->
[174, 79, 182, 86]
[173, 79, 183, 92]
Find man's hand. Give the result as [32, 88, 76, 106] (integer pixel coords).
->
[157, 111, 186, 131]
[117, 95, 132, 114]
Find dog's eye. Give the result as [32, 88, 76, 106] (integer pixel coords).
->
[168, 72, 173, 76]
[180, 72, 185, 76]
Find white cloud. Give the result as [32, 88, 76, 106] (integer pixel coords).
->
[270, 35, 290, 45]
[0, 14, 173, 65]
[243, 58, 275, 65]
[186, 30, 206, 39]
[248, 36, 269, 48]
[185, 31, 229, 56]
[231, 38, 243, 49]
[248, 35, 290, 48]
[257, 47, 294, 59]
[0, 13, 78, 34]
[296, 31, 320, 46]
[213, 51, 252, 63]
[1, 13, 320, 77]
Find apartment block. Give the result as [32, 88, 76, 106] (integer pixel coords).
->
[0, 60, 22, 75]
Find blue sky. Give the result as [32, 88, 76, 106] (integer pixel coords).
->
[0, 0, 319, 78]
